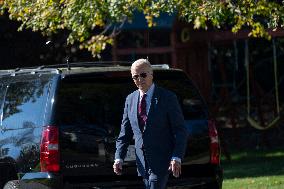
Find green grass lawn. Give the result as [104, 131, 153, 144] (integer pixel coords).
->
[221, 149, 284, 189]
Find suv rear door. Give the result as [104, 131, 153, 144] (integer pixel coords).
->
[55, 73, 137, 179]
[55, 69, 212, 181]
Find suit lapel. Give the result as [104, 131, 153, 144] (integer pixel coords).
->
[145, 86, 160, 130]
[131, 90, 140, 128]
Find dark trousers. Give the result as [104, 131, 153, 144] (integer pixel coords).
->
[141, 143, 169, 189]
[143, 169, 169, 189]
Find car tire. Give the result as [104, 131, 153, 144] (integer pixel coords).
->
[3, 180, 19, 189]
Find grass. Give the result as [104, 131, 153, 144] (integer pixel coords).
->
[221, 149, 284, 189]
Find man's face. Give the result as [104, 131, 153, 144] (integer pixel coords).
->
[131, 64, 153, 93]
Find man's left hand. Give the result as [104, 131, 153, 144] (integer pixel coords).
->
[168, 159, 181, 178]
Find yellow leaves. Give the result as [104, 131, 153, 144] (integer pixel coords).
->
[145, 14, 156, 27]
[259, 5, 265, 11]
[194, 16, 207, 30]
[1, 0, 284, 57]
[48, 0, 54, 6]
[93, 16, 105, 27]
[23, 7, 30, 14]
[194, 16, 201, 29]
[246, 22, 272, 40]
[79, 36, 85, 42]
[79, 34, 114, 57]
[224, 0, 283, 41]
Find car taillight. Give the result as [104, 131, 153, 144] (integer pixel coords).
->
[208, 120, 220, 164]
[40, 126, 60, 172]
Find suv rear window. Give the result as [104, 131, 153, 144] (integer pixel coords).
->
[1, 75, 53, 130]
[54, 71, 207, 133]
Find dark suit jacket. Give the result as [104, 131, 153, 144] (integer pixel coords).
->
[115, 86, 188, 177]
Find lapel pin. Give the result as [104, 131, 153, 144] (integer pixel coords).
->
[155, 97, 158, 105]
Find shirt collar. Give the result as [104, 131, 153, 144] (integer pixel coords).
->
[139, 83, 155, 99]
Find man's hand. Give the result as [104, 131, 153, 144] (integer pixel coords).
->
[168, 160, 181, 178]
[113, 161, 123, 175]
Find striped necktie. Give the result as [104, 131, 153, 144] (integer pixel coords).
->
[138, 94, 147, 131]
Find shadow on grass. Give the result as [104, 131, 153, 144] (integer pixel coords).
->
[221, 149, 284, 179]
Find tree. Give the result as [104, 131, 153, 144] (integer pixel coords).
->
[1, 0, 284, 57]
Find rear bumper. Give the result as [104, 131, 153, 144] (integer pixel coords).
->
[19, 168, 222, 189]
[20, 177, 222, 189]
[20, 173, 143, 189]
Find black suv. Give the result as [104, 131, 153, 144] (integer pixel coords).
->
[0, 63, 222, 189]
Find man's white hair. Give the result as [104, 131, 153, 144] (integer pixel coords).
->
[131, 59, 153, 74]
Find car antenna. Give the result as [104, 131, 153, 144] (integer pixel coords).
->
[65, 44, 72, 70]
[66, 56, 71, 70]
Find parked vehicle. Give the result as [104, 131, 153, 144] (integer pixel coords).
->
[0, 62, 222, 189]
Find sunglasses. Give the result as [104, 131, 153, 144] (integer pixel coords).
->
[132, 72, 148, 80]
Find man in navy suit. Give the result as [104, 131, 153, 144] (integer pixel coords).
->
[113, 59, 188, 189]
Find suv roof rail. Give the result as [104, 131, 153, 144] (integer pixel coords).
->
[32, 62, 170, 69]
[0, 67, 61, 77]
[37, 61, 132, 69]
[0, 61, 129, 76]
[10, 68, 61, 76]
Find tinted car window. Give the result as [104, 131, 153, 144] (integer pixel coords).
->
[55, 71, 207, 134]
[55, 77, 134, 135]
[2, 75, 52, 130]
[154, 71, 207, 120]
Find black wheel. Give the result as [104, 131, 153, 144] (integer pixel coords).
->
[3, 180, 19, 189]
